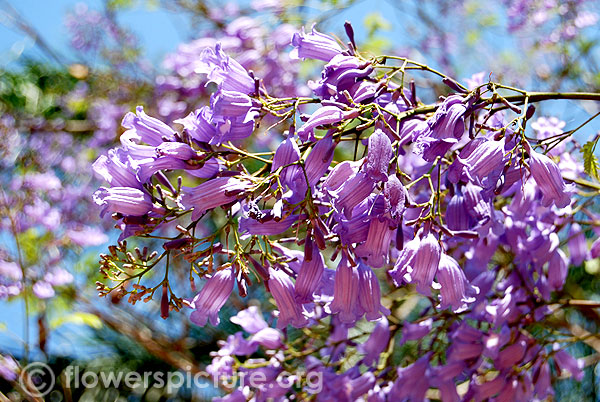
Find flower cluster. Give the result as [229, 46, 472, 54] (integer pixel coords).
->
[92, 23, 600, 399]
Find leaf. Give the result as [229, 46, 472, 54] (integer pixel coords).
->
[50, 312, 103, 330]
[581, 139, 600, 181]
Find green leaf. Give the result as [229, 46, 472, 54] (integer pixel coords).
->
[581, 139, 600, 181]
[50, 312, 103, 330]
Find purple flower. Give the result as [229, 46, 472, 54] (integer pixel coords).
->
[309, 55, 373, 99]
[268, 267, 308, 329]
[198, 44, 255, 94]
[296, 106, 359, 141]
[401, 318, 432, 342]
[93, 187, 156, 217]
[239, 213, 300, 236]
[358, 317, 390, 366]
[553, 347, 584, 381]
[175, 107, 218, 144]
[355, 217, 394, 268]
[121, 106, 176, 146]
[496, 339, 526, 369]
[390, 354, 431, 401]
[0, 260, 22, 281]
[290, 25, 343, 62]
[446, 192, 470, 231]
[383, 175, 406, 222]
[591, 237, 600, 259]
[428, 95, 470, 140]
[357, 263, 389, 321]
[190, 267, 235, 326]
[66, 226, 109, 247]
[179, 177, 252, 220]
[45, 267, 73, 287]
[409, 233, 442, 294]
[568, 223, 588, 266]
[329, 256, 360, 323]
[458, 138, 505, 181]
[156, 142, 199, 160]
[437, 253, 475, 311]
[295, 242, 325, 303]
[527, 144, 571, 208]
[332, 171, 375, 218]
[0, 355, 18, 381]
[271, 136, 303, 191]
[230, 306, 268, 333]
[304, 134, 336, 187]
[211, 89, 254, 117]
[365, 129, 393, 182]
[93, 148, 142, 189]
[250, 328, 283, 349]
[33, 281, 55, 299]
[389, 236, 420, 286]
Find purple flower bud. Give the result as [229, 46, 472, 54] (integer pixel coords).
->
[365, 129, 393, 182]
[355, 217, 394, 268]
[268, 267, 308, 328]
[329, 256, 360, 323]
[230, 306, 268, 334]
[357, 263, 389, 321]
[179, 177, 252, 220]
[527, 144, 571, 208]
[358, 317, 390, 366]
[121, 106, 176, 146]
[93, 187, 155, 217]
[295, 242, 325, 303]
[190, 267, 235, 326]
[290, 25, 343, 62]
[296, 106, 359, 141]
[462, 182, 490, 223]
